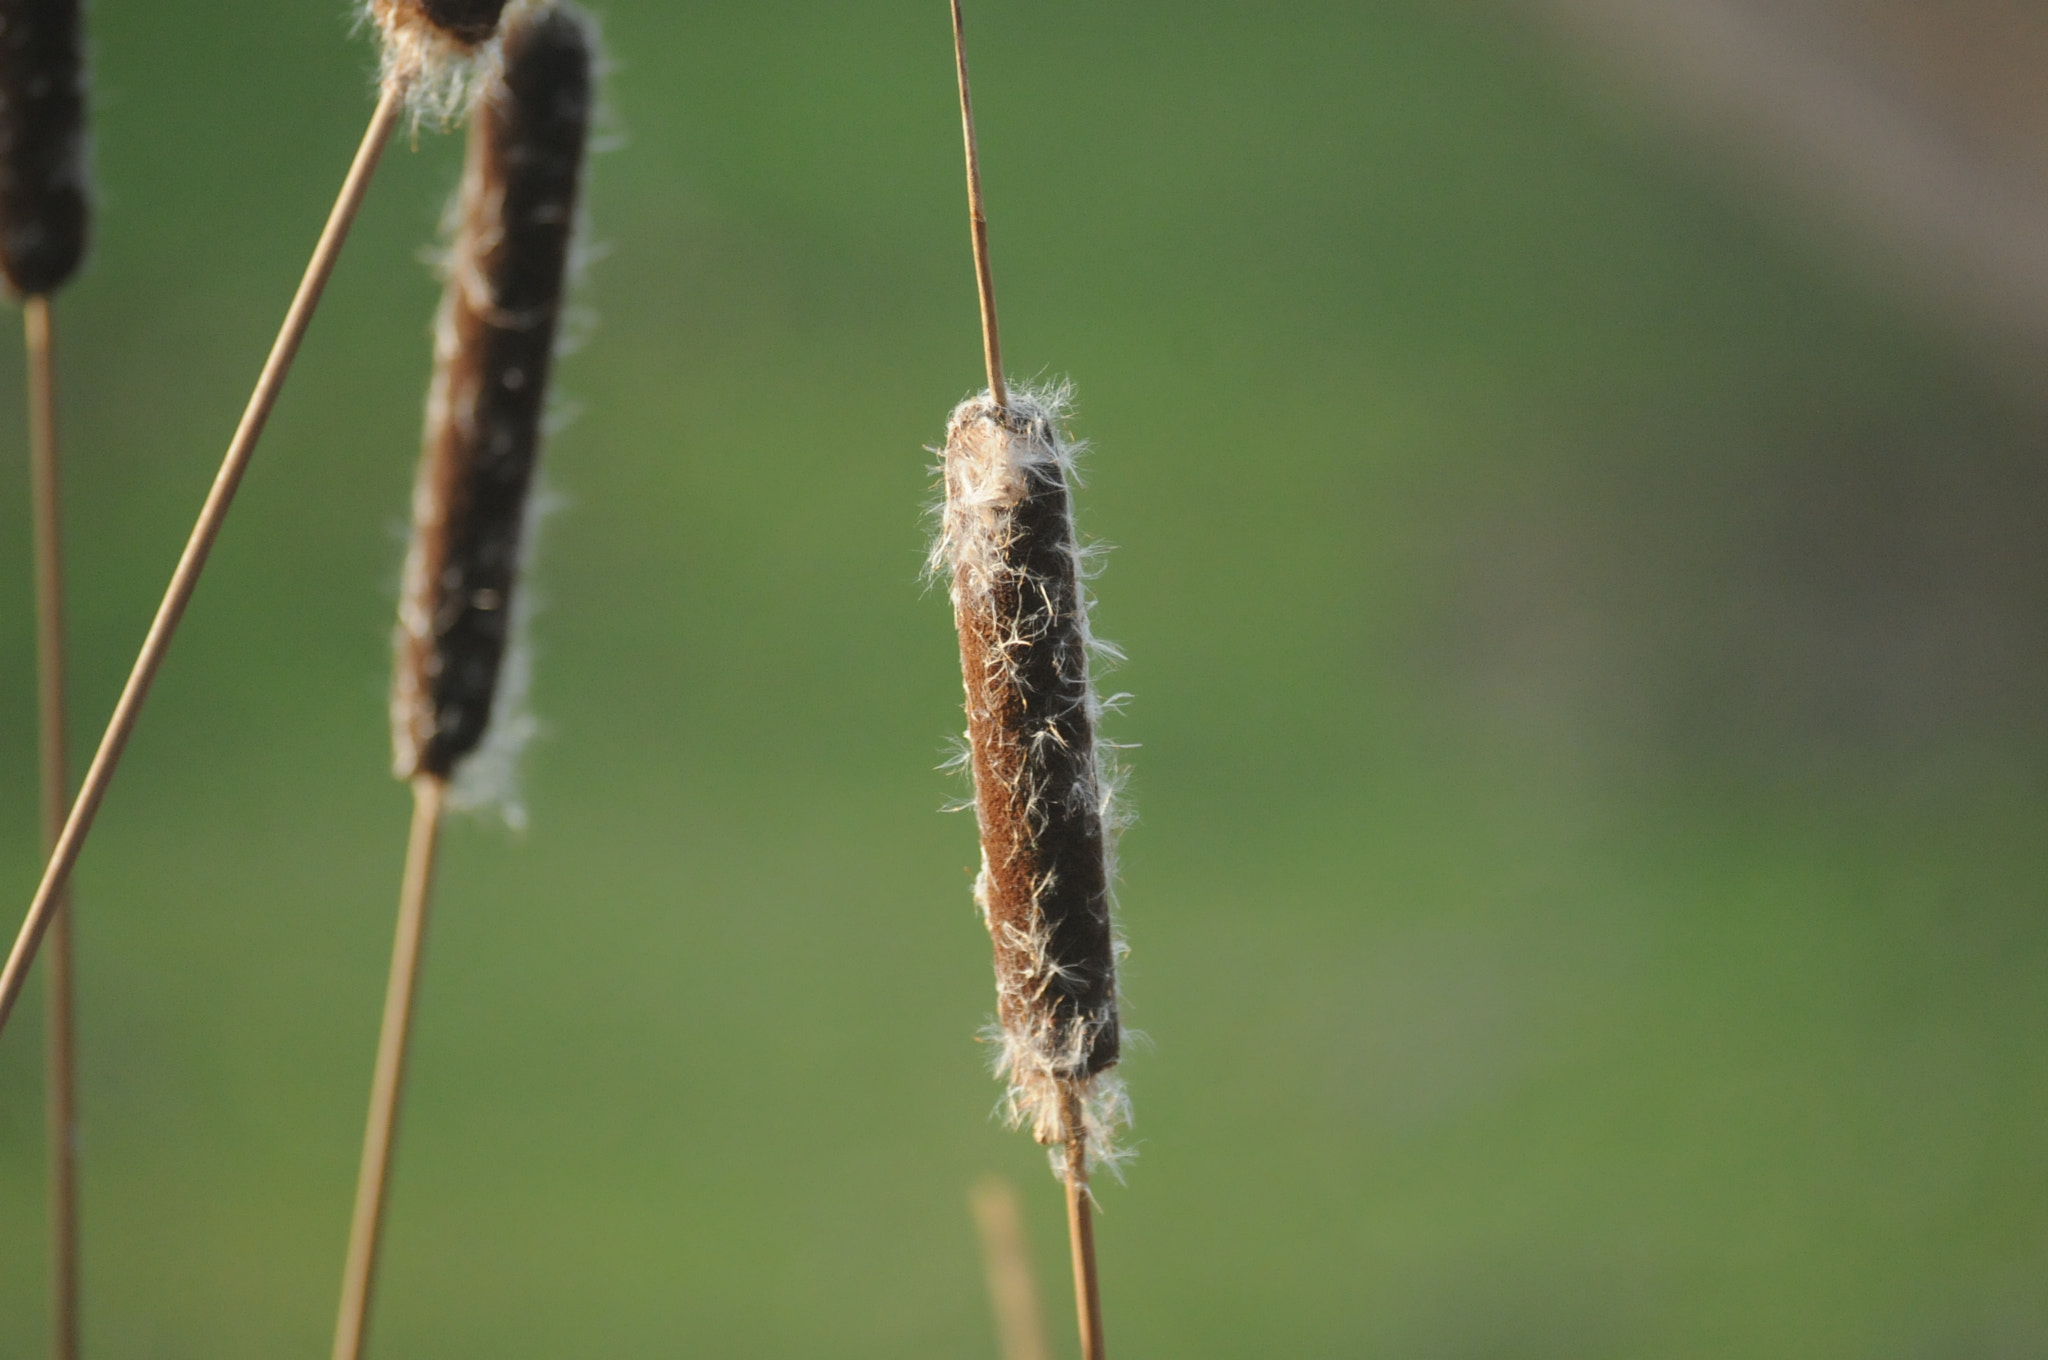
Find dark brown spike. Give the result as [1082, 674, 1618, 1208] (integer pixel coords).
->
[393, 2, 593, 780]
[0, 0, 89, 298]
[374, 0, 511, 49]
[945, 396, 1120, 1089]
[413, 0, 510, 45]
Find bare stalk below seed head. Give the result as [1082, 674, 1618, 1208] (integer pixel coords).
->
[934, 386, 1130, 1173]
[392, 1, 591, 781]
[0, 14, 405, 1045]
[0, 0, 89, 298]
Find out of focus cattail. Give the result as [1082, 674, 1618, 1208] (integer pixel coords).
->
[934, 387, 1128, 1157]
[0, 0, 88, 298]
[392, 0, 590, 782]
[332, 11, 593, 1360]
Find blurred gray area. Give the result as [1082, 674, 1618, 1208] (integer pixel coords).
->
[1487, 0, 2048, 766]
[1535, 0, 2048, 346]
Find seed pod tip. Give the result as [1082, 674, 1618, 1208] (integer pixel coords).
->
[0, 0, 91, 297]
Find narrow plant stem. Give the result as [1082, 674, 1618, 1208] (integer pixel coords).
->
[0, 83, 405, 1040]
[331, 774, 447, 1360]
[1061, 1088, 1106, 1360]
[971, 1176, 1052, 1360]
[26, 293, 79, 1360]
[949, 0, 1005, 410]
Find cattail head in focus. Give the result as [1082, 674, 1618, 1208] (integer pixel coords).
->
[933, 384, 1132, 1174]
[392, 0, 593, 794]
[0, 0, 90, 298]
[363, 0, 513, 118]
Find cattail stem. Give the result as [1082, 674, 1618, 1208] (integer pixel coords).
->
[26, 293, 79, 1360]
[1061, 1090, 1106, 1360]
[949, 0, 1005, 410]
[331, 774, 447, 1360]
[971, 1176, 1052, 1360]
[0, 83, 405, 1040]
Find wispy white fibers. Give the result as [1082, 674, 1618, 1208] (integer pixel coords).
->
[361, 0, 513, 122]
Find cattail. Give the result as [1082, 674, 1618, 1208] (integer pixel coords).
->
[938, 8, 1126, 1359]
[392, 0, 591, 781]
[0, 5, 89, 1357]
[0, 0, 89, 299]
[332, 12, 593, 1360]
[935, 386, 1129, 1161]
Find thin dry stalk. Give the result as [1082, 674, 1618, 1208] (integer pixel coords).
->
[949, 0, 1004, 409]
[0, 84, 404, 1039]
[26, 295, 78, 1360]
[941, 10, 1125, 1360]
[330, 775, 447, 1360]
[1061, 1092, 1106, 1360]
[970, 1176, 1052, 1360]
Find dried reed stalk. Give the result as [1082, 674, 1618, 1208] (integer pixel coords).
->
[0, 0, 515, 1042]
[24, 295, 79, 1360]
[330, 774, 446, 1360]
[938, 7, 1129, 1360]
[332, 10, 592, 1356]
[971, 1176, 1052, 1360]
[0, 2, 89, 1351]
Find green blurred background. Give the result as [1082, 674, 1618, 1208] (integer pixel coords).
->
[4, 1, 2048, 1355]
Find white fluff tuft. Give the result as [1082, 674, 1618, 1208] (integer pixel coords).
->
[360, 0, 517, 123]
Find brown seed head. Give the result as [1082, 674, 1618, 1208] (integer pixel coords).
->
[0, 0, 89, 297]
[935, 387, 1128, 1162]
[393, 2, 593, 782]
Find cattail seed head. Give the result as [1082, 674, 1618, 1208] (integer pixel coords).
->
[933, 385, 1130, 1169]
[392, 1, 592, 784]
[363, 0, 512, 116]
[0, 0, 89, 298]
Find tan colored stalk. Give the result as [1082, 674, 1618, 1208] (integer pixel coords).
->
[950, 0, 1005, 411]
[26, 294, 79, 1360]
[330, 775, 447, 1360]
[0, 85, 405, 1037]
[1061, 1092, 1106, 1360]
[971, 1176, 1052, 1360]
